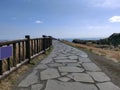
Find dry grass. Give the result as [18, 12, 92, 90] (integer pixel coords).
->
[0, 65, 29, 90]
[63, 41, 120, 62]
[0, 46, 52, 90]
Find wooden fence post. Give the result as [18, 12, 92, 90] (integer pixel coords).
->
[7, 44, 10, 71]
[25, 35, 31, 63]
[48, 36, 52, 47]
[13, 43, 16, 67]
[0, 60, 2, 75]
[48, 36, 52, 46]
[42, 35, 46, 54]
[0, 44, 2, 75]
[50, 37, 52, 46]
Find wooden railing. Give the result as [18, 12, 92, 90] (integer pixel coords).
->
[0, 35, 52, 76]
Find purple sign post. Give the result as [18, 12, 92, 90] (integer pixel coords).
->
[0, 46, 12, 60]
[0, 46, 12, 75]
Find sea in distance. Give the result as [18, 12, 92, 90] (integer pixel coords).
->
[0, 37, 104, 43]
[62, 37, 103, 42]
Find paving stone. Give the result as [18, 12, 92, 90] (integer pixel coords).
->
[79, 57, 92, 63]
[79, 53, 88, 58]
[54, 57, 68, 60]
[40, 58, 53, 64]
[66, 54, 74, 56]
[67, 73, 94, 83]
[55, 59, 77, 63]
[58, 77, 71, 82]
[18, 88, 29, 90]
[50, 54, 57, 57]
[47, 63, 63, 67]
[67, 63, 81, 67]
[68, 55, 78, 60]
[88, 72, 111, 82]
[40, 68, 60, 80]
[45, 80, 98, 90]
[78, 62, 82, 64]
[82, 63, 101, 72]
[18, 71, 39, 87]
[58, 66, 84, 73]
[31, 84, 43, 90]
[61, 72, 68, 76]
[34, 64, 48, 70]
[58, 54, 68, 57]
[97, 82, 120, 90]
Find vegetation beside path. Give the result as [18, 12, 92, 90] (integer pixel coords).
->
[63, 41, 120, 63]
[0, 47, 53, 90]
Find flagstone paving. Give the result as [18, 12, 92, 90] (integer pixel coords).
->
[15, 40, 120, 90]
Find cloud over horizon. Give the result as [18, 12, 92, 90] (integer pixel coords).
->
[109, 16, 120, 23]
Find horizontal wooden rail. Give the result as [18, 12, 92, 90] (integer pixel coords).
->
[0, 35, 52, 76]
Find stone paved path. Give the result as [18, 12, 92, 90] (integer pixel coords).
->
[15, 40, 120, 90]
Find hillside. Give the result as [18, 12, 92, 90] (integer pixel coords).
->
[73, 33, 120, 47]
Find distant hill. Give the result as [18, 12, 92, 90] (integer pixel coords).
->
[97, 33, 120, 46]
[72, 33, 120, 47]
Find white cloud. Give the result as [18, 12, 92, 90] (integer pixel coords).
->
[109, 16, 120, 23]
[88, 25, 110, 30]
[35, 20, 43, 24]
[89, 0, 120, 9]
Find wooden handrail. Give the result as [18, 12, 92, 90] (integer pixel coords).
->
[0, 35, 52, 75]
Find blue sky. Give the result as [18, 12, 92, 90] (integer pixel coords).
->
[0, 0, 120, 39]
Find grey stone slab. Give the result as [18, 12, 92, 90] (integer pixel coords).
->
[58, 54, 68, 57]
[82, 63, 101, 72]
[17, 88, 29, 90]
[67, 73, 94, 83]
[61, 72, 68, 76]
[34, 64, 48, 70]
[78, 61, 82, 64]
[79, 53, 88, 58]
[50, 54, 57, 58]
[58, 77, 71, 82]
[79, 57, 92, 63]
[80, 54, 88, 58]
[68, 56, 78, 60]
[97, 82, 120, 90]
[54, 57, 68, 60]
[47, 63, 63, 67]
[88, 72, 111, 82]
[40, 68, 60, 80]
[40, 58, 53, 64]
[66, 54, 74, 56]
[55, 59, 77, 63]
[67, 63, 81, 67]
[45, 80, 98, 90]
[58, 66, 84, 73]
[18, 71, 39, 87]
[31, 84, 43, 90]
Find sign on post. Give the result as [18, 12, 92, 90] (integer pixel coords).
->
[0, 46, 12, 60]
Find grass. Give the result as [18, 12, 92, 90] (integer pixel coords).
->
[63, 41, 120, 63]
[0, 46, 53, 90]
[0, 65, 29, 90]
